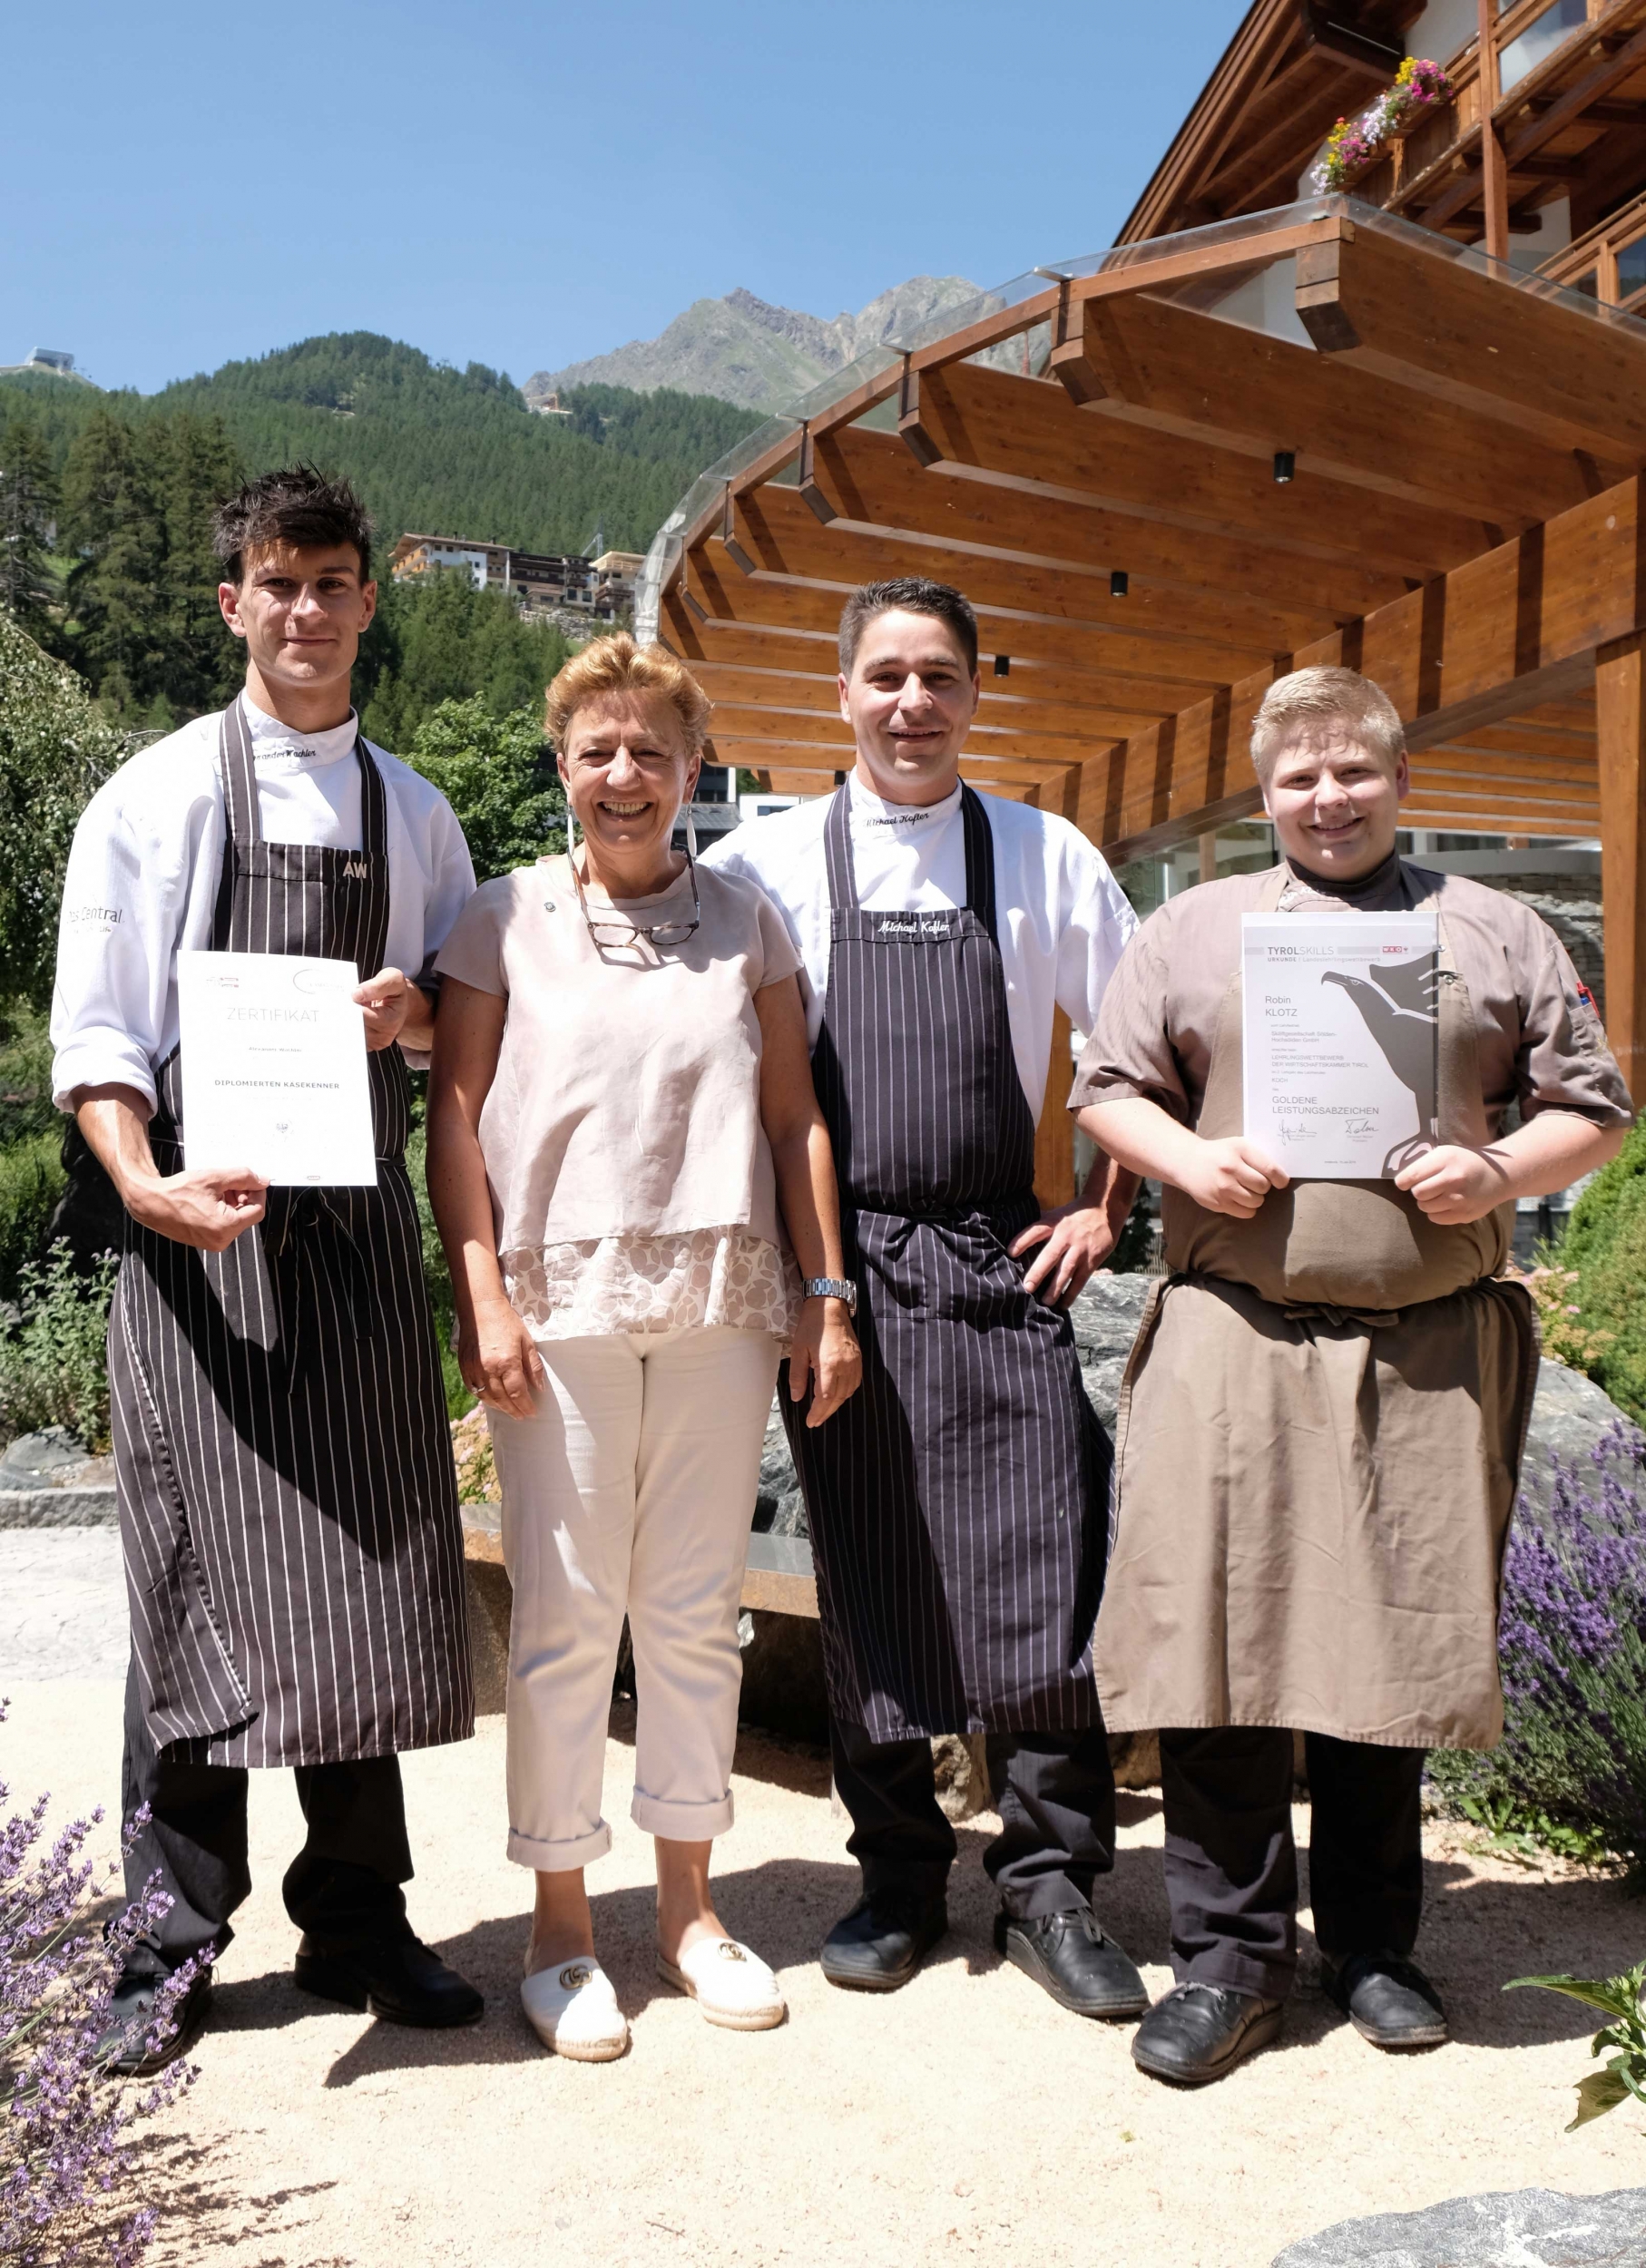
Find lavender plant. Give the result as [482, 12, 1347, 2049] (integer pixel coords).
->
[2, 1706, 201, 2265]
[1427, 1424, 1646, 1865]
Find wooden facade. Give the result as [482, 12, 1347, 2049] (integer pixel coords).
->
[640, 0, 1646, 1106]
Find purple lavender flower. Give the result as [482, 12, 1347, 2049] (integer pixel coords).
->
[1430, 1423, 1646, 1859]
[1, 1704, 203, 2265]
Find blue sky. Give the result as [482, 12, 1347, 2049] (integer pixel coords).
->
[8, 1, 1247, 396]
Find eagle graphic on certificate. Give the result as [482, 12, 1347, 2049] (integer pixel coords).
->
[1319, 949, 1440, 1174]
[1241, 914, 1440, 1181]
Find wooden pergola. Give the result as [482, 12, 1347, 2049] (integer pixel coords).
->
[640, 197, 1646, 1116]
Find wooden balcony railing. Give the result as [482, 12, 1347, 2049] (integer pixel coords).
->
[1347, 0, 1646, 267]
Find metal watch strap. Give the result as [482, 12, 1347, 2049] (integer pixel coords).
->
[802, 1276, 857, 1315]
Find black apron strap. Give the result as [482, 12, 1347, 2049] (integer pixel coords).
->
[959, 786, 998, 942]
[218, 697, 261, 847]
[822, 785, 857, 915]
[355, 736, 387, 860]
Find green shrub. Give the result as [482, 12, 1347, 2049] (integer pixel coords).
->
[1537, 1117, 1646, 1426]
[0, 1131, 66, 1304]
[0, 611, 129, 1012]
[0, 1241, 116, 1452]
[402, 696, 566, 884]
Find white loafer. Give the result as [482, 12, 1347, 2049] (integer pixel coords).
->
[657, 1938, 786, 2031]
[520, 1959, 629, 2062]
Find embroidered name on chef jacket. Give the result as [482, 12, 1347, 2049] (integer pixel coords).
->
[342, 861, 369, 880]
[876, 914, 959, 941]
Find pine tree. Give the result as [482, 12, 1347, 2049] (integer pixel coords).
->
[60, 411, 169, 715]
[157, 412, 243, 715]
[0, 410, 60, 640]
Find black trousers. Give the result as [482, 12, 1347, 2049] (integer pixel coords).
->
[121, 1658, 415, 1978]
[1160, 1726, 1426, 2002]
[830, 1717, 1117, 1921]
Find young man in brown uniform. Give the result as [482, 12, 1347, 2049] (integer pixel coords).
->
[1074, 665, 1632, 2086]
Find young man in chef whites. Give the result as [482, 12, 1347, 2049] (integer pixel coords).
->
[705, 577, 1149, 2018]
[1075, 664, 1631, 2085]
[52, 466, 482, 2068]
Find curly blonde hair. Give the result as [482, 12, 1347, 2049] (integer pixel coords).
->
[544, 633, 712, 756]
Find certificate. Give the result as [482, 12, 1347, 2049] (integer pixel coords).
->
[177, 952, 377, 1187]
[1241, 913, 1439, 1180]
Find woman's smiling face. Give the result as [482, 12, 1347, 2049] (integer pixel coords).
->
[558, 693, 700, 877]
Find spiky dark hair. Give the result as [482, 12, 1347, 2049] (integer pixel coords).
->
[211, 464, 373, 584]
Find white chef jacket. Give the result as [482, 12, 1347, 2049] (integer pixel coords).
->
[701, 773, 1136, 1122]
[51, 692, 475, 1111]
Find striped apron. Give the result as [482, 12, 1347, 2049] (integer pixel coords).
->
[784, 786, 1107, 1742]
[111, 700, 474, 1768]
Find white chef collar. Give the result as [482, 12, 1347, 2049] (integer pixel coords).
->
[240, 689, 361, 772]
[847, 770, 964, 832]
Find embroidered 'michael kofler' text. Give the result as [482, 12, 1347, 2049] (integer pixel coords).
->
[877, 915, 957, 939]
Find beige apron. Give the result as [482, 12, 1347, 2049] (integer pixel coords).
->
[1096, 868, 1538, 1751]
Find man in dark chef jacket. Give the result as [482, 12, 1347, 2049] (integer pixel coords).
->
[704, 578, 1146, 2014]
[51, 468, 482, 2067]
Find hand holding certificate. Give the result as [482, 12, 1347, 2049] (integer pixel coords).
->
[178, 951, 377, 1187]
[1242, 913, 1439, 1180]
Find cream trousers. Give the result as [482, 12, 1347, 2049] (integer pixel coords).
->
[488, 1325, 781, 1871]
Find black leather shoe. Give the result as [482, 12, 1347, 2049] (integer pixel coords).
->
[1131, 1981, 1284, 2085]
[98, 1963, 214, 2077]
[294, 1933, 484, 2028]
[819, 1887, 948, 1991]
[994, 1906, 1149, 2019]
[1325, 1950, 1448, 2049]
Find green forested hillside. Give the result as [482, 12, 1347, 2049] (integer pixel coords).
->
[0, 334, 764, 555]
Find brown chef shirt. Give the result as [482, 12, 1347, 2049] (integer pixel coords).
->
[1073, 856, 1632, 1139]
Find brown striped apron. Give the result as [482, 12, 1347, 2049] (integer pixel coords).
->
[784, 785, 1107, 1741]
[111, 699, 474, 1767]
[1096, 863, 1537, 1752]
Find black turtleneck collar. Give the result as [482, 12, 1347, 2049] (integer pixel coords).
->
[1283, 845, 1403, 904]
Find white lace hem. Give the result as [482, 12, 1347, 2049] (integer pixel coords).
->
[501, 1226, 801, 1342]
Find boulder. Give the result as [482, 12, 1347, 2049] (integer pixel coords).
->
[1271, 2186, 1646, 2267]
[1517, 1354, 1645, 1522]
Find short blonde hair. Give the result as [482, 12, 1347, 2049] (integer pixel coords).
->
[544, 632, 712, 756]
[1250, 665, 1405, 782]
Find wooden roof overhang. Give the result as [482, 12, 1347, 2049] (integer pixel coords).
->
[638, 197, 1646, 1085]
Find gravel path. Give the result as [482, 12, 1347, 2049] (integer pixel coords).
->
[0, 1526, 128, 1681]
[7, 1666, 1645, 2268]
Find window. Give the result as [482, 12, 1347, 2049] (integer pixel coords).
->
[1499, 0, 1587, 93]
[1618, 234, 1646, 298]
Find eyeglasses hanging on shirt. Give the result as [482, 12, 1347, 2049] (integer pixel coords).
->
[567, 810, 702, 953]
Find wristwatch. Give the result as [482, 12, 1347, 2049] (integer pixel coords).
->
[803, 1276, 858, 1315]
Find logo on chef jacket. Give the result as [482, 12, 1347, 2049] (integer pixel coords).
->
[342, 860, 368, 880]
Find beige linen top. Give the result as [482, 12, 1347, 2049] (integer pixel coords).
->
[436, 855, 804, 1339]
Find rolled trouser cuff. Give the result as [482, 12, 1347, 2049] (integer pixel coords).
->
[632, 1788, 735, 1842]
[506, 1819, 612, 1872]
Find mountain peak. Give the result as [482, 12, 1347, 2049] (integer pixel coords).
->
[526, 275, 982, 414]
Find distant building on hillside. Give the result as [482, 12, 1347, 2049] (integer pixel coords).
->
[0, 347, 93, 384]
[529, 391, 573, 417]
[389, 533, 638, 622]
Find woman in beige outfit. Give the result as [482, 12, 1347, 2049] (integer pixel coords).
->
[429, 636, 859, 2060]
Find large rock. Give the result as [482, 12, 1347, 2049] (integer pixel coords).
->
[1517, 1354, 1645, 1521]
[1272, 2187, 1646, 2267]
